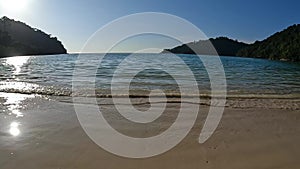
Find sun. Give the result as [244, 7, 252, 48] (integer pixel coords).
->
[1, 0, 28, 12]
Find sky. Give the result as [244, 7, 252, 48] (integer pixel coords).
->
[0, 0, 300, 53]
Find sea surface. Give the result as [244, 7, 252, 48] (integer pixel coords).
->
[0, 53, 299, 98]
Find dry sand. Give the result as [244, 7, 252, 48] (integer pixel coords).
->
[0, 93, 299, 169]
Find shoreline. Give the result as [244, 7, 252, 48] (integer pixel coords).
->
[0, 92, 299, 168]
[1, 91, 299, 110]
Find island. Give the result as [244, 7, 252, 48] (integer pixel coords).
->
[163, 24, 300, 62]
[0, 16, 67, 58]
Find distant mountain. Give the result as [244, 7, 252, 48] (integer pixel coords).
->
[162, 37, 249, 56]
[0, 16, 67, 57]
[237, 24, 300, 61]
[163, 24, 300, 62]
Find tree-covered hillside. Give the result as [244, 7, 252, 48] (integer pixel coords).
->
[163, 24, 300, 62]
[237, 24, 300, 61]
[163, 37, 249, 56]
[0, 16, 67, 57]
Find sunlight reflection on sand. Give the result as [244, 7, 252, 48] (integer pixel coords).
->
[0, 92, 35, 118]
[9, 122, 20, 136]
[0, 92, 36, 137]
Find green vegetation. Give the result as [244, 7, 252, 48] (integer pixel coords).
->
[237, 24, 300, 61]
[162, 37, 249, 56]
[0, 16, 67, 57]
[163, 24, 300, 62]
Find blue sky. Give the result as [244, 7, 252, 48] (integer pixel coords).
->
[1, 0, 300, 53]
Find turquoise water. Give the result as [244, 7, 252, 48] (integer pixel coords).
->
[0, 53, 299, 97]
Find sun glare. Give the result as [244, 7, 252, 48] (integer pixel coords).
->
[1, 0, 28, 12]
[9, 122, 21, 136]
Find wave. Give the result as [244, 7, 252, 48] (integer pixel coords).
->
[0, 82, 72, 96]
[1, 81, 300, 99]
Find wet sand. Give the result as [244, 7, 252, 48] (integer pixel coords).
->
[0, 93, 300, 169]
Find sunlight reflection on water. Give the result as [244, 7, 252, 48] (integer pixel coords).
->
[5, 56, 30, 76]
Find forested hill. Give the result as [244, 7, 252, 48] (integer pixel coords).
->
[162, 37, 249, 56]
[163, 24, 300, 62]
[0, 16, 67, 57]
[237, 24, 300, 61]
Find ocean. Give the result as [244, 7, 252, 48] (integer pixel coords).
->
[0, 53, 299, 98]
[0, 54, 300, 168]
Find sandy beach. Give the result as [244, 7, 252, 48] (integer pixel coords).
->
[0, 93, 299, 169]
